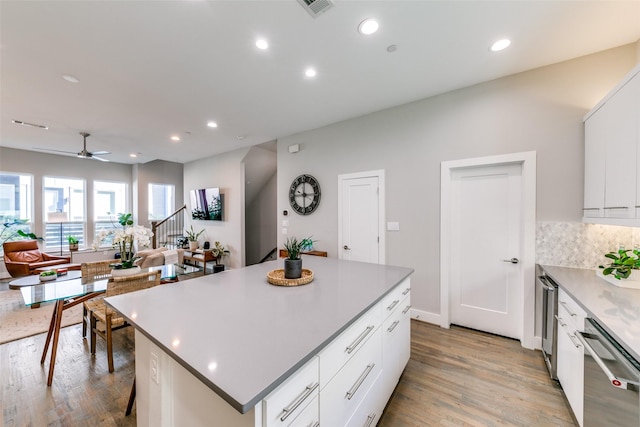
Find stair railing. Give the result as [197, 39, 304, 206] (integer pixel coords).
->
[151, 204, 187, 249]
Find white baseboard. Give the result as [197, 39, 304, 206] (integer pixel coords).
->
[410, 308, 440, 325]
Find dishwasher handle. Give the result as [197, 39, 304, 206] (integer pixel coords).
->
[537, 275, 556, 292]
[576, 331, 639, 390]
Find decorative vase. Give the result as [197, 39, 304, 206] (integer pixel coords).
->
[189, 241, 198, 251]
[111, 266, 141, 277]
[284, 259, 302, 279]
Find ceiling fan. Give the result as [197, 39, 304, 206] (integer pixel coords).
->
[34, 131, 111, 162]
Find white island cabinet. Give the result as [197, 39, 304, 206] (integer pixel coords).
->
[106, 257, 413, 427]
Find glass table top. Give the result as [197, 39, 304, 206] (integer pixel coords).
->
[19, 263, 201, 306]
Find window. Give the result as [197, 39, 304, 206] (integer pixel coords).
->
[43, 177, 85, 250]
[0, 172, 33, 222]
[148, 183, 174, 221]
[94, 181, 127, 247]
[0, 173, 34, 250]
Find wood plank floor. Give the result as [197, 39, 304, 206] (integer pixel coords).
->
[0, 317, 575, 426]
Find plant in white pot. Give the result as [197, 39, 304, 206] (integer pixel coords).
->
[185, 226, 204, 251]
[283, 236, 314, 279]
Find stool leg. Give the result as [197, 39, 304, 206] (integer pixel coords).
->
[125, 377, 136, 416]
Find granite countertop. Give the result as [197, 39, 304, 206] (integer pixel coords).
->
[105, 257, 413, 413]
[541, 265, 640, 361]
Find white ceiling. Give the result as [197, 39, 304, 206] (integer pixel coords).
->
[1, 1, 639, 165]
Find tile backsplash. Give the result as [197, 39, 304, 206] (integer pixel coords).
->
[536, 222, 640, 269]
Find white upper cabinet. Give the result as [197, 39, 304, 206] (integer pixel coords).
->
[583, 65, 640, 225]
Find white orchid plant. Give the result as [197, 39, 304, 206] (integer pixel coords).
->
[92, 213, 153, 269]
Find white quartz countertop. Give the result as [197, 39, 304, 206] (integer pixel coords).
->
[541, 265, 640, 361]
[105, 257, 413, 413]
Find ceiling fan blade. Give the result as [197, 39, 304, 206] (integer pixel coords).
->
[91, 150, 111, 155]
[92, 156, 110, 162]
[33, 147, 77, 155]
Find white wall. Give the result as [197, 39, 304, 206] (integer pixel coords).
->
[245, 172, 277, 265]
[183, 147, 250, 270]
[276, 44, 638, 317]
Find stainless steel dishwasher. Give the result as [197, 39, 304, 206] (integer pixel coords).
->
[537, 268, 558, 380]
[576, 318, 640, 426]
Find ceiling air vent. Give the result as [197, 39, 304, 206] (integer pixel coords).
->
[297, 0, 334, 18]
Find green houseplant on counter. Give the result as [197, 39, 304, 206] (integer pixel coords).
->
[598, 247, 640, 280]
[283, 236, 314, 279]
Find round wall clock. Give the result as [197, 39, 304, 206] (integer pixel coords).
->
[289, 174, 321, 215]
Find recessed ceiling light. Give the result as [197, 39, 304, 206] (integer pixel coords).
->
[386, 45, 397, 53]
[171, 135, 180, 142]
[490, 39, 511, 52]
[207, 121, 218, 128]
[358, 18, 379, 35]
[305, 68, 317, 78]
[62, 74, 80, 83]
[256, 39, 269, 50]
[129, 153, 138, 158]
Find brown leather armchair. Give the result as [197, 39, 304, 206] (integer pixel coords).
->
[3, 240, 71, 277]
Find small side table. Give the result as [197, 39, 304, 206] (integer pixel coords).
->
[183, 250, 216, 275]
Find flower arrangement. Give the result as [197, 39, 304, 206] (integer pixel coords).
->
[92, 213, 153, 269]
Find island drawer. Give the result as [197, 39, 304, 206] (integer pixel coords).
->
[320, 327, 383, 427]
[263, 356, 319, 427]
[558, 288, 586, 331]
[287, 394, 318, 427]
[381, 278, 411, 319]
[319, 301, 382, 387]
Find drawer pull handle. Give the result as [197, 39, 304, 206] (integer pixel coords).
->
[554, 314, 567, 328]
[346, 325, 375, 354]
[559, 301, 577, 317]
[346, 363, 375, 400]
[402, 288, 410, 296]
[402, 305, 412, 315]
[603, 206, 629, 210]
[364, 413, 377, 427]
[280, 382, 319, 422]
[568, 333, 582, 349]
[387, 320, 400, 333]
[387, 299, 400, 311]
[309, 422, 320, 427]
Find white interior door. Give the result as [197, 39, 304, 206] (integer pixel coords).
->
[338, 171, 384, 264]
[450, 163, 523, 339]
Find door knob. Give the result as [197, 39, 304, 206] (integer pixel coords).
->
[502, 258, 519, 264]
[343, 245, 351, 251]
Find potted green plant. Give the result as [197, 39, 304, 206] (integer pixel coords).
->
[185, 225, 204, 251]
[210, 241, 230, 273]
[599, 247, 640, 279]
[67, 235, 79, 251]
[283, 236, 314, 279]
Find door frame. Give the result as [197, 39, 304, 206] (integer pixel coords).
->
[337, 169, 385, 264]
[440, 152, 536, 349]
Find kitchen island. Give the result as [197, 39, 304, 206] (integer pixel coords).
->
[106, 257, 413, 426]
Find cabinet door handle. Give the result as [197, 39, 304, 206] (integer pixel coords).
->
[603, 206, 629, 210]
[386, 299, 399, 311]
[364, 413, 377, 427]
[387, 320, 400, 333]
[280, 382, 319, 422]
[346, 363, 375, 400]
[402, 287, 410, 296]
[346, 325, 374, 354]
[308, 422, 320, 427]
[402, 305, 412, 315]
[559, 301, 577, 317]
